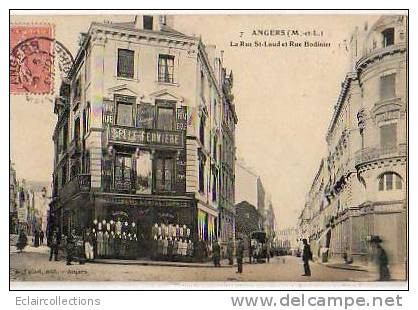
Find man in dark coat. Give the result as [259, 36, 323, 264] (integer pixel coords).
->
[66, 229, 76, 265]
[34, 230, 40, 247]
[302, 238, 312, 276]
[371, 236, 390, 281]
[48, 229, 59, 261]
[236, 238, 244, 274]
[226, 240, 234, 265]
[212, 240, 221, 267]
[40, 230, 44, 245]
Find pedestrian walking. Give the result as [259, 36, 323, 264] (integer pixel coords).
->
[236, 238, 244, 274]
[301, 238, 312, 276]
[66, 229, 76, 265]
[226, 239, 234, 265]
[48, 229, 59, 261]
[16, 230, 27, 253]
[212, 240, 221, 267]
[370, 236, 390, 281]
[34, 230, 40, 247]
[249, 243, 253, 264]
[40, 230, 44, 245]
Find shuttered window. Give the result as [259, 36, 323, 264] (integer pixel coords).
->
[117, 49, 135, 78]
[380, 73, 396, 100]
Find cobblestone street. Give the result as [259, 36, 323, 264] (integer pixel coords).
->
[10, 246, 376, 282]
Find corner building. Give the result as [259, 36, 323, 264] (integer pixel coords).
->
[50, 15, 237, 259]
[301, 16, 407, 277]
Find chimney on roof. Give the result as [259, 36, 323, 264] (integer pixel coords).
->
[134, 14, 174, 31]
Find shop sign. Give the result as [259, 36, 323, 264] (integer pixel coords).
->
[100, 196, 192, 209]
[109, 125, 184, 148]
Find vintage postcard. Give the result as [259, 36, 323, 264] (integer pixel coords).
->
[9, 11, 408, 288]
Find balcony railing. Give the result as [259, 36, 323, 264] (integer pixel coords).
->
[107, 124, 184, 149]
[355, 144, 407, 166]
[59, 174, 91, 200]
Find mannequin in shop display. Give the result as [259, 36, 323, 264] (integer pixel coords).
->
[110, 220, 115, 232]
[187, 240, 193, 257]
[168, 224, 173, 238]
[181, 239, 188, 256]
[172, 238, 178, 258]
[152, 223, 158, 239]
[115, 230, 121, 257]
[157, 224, 162, 238]
[167, 237, 173, 259]
[179, 225, 184, 238]
[106, 222, 111, 232]
[121, 232, 127, 257]
[152, 235, 158, 258]
[116, 220, 122, 235]
[161, 223, 166, 238]
[177, 238, 182, 256]
[109, 231, 115, 258]
[164, 224, 169, 238]
[186, 226, 191, 238]
[97, 229, 104, 257]
[175, 224, 180, 238]
[157, 236, 163, 257]
[103, 231, 109, 257]
[163, 237, 168, 256]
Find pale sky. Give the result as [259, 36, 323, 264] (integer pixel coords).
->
[10, 13, 380, 229]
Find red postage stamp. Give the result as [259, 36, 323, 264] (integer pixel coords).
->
[10, 24, 54, 95]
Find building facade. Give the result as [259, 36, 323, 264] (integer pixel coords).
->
[49, 15, 237, 259]
[299, 16, 407, 276]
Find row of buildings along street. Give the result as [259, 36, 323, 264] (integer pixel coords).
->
[297, 15, 407, 279]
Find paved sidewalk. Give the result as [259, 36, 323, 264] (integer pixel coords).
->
[312, 260, 406, 281]
[10, 245, 50, 254]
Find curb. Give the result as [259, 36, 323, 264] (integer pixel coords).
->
[90, 259, 237, 268]
[313, 261, 369, 272]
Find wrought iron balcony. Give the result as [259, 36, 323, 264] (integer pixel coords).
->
[59, 174, 91, 200]
[355, 144, 407, 167]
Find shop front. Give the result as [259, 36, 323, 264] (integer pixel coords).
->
[91, 193, 196, 260]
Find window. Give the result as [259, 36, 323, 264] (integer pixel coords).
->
[199, 114, 206, 146]
[199, 155, 205, 193]
[380, 123, 397, 150]
[114, 154, 132, 191]
[117, 49, 135, 79]
[73, 78, 81, 102]
[212, 169, 218, 202]
[74, 117, 80, 142]
[380, 73, 396, 100]
[156, 106, 174, 130]
[200, 70, 205, 98]
[158, 54, 174, 83]
[135, 151, 152, 194]
[378, 172, 403, 191]
[116, 102, 133, 126]
[155, 156, 174, 192]
[143, 15, 153, 30]
[382, 28, 395, 47]
[212, 135, 217, 160]
[61, 162, 68, 187]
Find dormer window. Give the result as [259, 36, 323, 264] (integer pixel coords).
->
[143, 15, 153, 30]
[382, 27, 395, 47]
